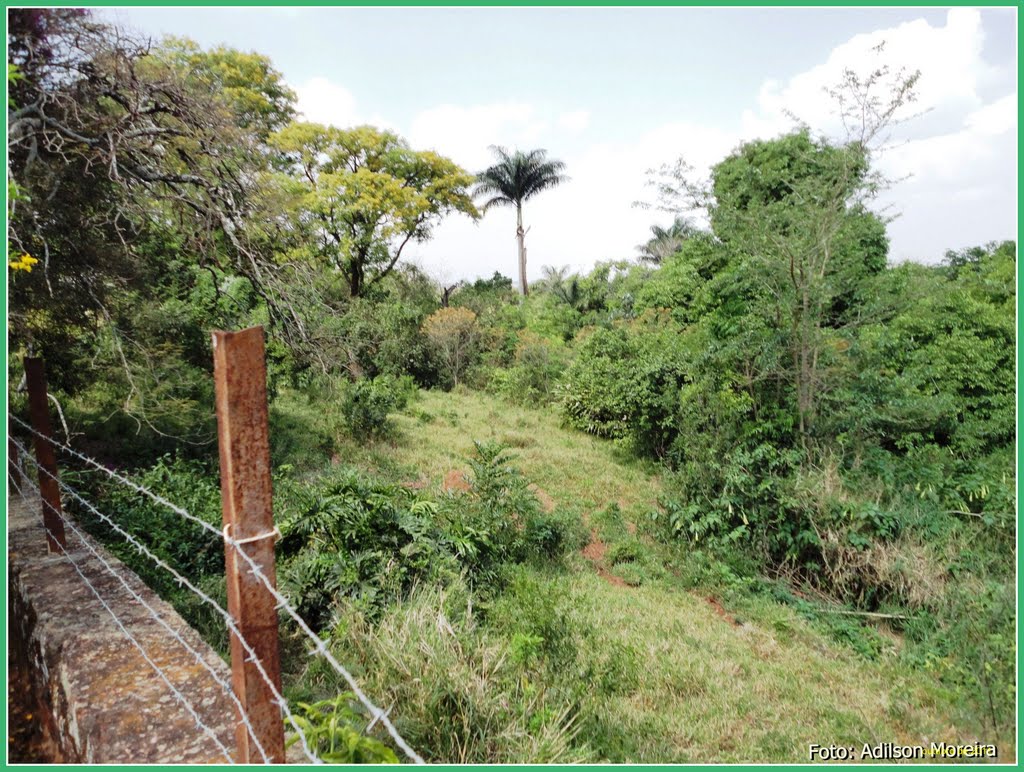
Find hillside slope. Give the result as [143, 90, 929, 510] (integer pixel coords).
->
[326, 388, 976, 762]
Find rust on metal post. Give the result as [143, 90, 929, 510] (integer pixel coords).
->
[23, 357, 66, 552]
[212, 326, 286, 764]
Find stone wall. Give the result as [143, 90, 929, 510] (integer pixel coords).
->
[8, 492, 238, 763]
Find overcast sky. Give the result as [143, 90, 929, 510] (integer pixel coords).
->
[103, 6, 1017, 283]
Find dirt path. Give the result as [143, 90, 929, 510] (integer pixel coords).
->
[581, 530, 630, 588]
[577, 504, 636, 588]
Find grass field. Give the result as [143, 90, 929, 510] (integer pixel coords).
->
[285, 387, 984, 763]
[344, 387, 663, 524]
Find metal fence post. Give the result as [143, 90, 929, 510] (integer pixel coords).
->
[9, 431, 21, 489]
[212, 326, 286, 763]
[23, 357, 66, 552]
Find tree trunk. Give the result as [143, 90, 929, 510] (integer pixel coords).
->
[349, 262, 363, 298]
[516, 205, 528, 296]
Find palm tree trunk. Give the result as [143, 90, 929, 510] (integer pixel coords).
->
[516, 205, 528, 296]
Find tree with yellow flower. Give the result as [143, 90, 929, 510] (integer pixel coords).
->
[263, 124, 479, 298]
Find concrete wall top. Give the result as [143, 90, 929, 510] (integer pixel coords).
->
[9, 492, 239, 763]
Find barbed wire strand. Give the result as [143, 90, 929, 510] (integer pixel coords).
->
[10, 414, 222, 540]
[9, 418, 425, 764]
[10, 438, 320, 765]
[13, 470, 236, 764]
[9, 464, 27, 497]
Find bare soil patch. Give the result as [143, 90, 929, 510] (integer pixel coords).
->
[442, 469, 471, 493]
[702, 594, 741, 626]
[581, 529, 630, 588]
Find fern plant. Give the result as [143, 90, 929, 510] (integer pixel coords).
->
[285, 693, 399, 763]
[277, 470, 452, 629]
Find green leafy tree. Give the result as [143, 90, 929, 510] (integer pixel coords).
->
[156, 37, 296, 138]
[709, 130, 890, 441]
[267, 123, 478, 298]
[474, 147, 568, 296]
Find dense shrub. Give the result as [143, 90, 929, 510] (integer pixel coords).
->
[487, 331, 567, 406]
[341, 374, 415, 440]
[276, 441, 580, 631]
[557, 312, 687, 458]
[332, 268, 442, 385]
[68, 454, 228, 648]
[439, 441, 581, 582]
[423, 307, 483, 388]
[71, 454, 223, 587]
[276, 469, 455, 629]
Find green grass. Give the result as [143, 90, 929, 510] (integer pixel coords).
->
[286, 387, 990, 763]
[338, 387, 662, 527]
[558, 571, 957, 762]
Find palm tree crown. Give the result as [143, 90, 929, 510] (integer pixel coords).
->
[474, 146, 568, 295]
[474, 146, 569, 212]
[636, 216, 697, 264]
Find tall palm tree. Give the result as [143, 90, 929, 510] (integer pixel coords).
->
[474, 146, 568, 295]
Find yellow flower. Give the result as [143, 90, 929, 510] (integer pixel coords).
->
[8, 253, 38, 272]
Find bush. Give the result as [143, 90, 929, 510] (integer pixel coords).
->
[276, 469, 454, 629]
[487, 331, 567, 406]
[341, 374, 415, 440]
[486, 568, 577, 671]
[422, 307, 482, 388]
[903, 579, 1015, 738]
[71, 454, 224, 587]
[285, 694, 399, 763]
[557, 314, 687, 458]
[68, 454, 227, 648]
[270, 382, 347, 470]
[439, 442, 578, 583]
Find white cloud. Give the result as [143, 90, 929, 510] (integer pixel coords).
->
[408, 102, 548, 170]
[741, 8, 992, 142]
[880, 93, 1016, 184]
[878, 90, 1016, 261]
[295, 76, 359, 127]
[557, 110, 591, 134]
[965, 93, 1017, 136]
[294, 76, 398, 132]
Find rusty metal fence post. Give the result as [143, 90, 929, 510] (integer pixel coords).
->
[9, 430, 21, 489]
[23, 357, 66, 552]
[212, 326, 286, 763]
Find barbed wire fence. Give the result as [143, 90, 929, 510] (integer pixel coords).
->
[7, 327, 425, 765]
[9, 433, 285, 765]
[8, 450, 242, 764]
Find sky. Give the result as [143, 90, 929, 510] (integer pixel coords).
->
[103, 6, 1017, 284]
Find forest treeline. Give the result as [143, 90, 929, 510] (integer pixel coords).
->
[7, 9, 1016, 758]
